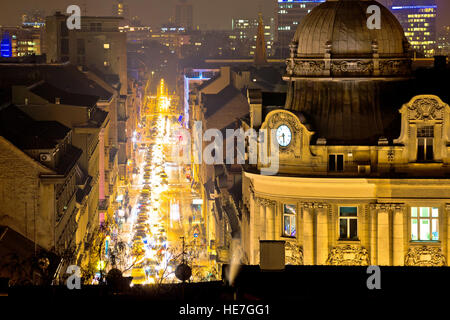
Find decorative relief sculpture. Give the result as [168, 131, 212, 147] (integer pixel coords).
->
[269, 112, 300, 131]
[404, 246, 446, 267]
[327, 245, 370, 266]
[387, 149, 395, 162]
[286, 57, 410, 77]
[285, 241, 303, 265]
[331, 60, 373, 73]
[379, 59, 411, 75]
[407, 98, 444, 121]
[293, 60, 325, 74]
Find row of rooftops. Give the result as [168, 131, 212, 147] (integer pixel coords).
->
[0, 104, 83, 176]
[0, 61, 118, 176]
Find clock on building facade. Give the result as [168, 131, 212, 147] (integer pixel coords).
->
[276, 124, 292, 147]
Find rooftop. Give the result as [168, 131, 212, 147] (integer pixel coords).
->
[30, 82, 99, 108]
[0, 63, 113, 101]
[0, 104, 70, 150]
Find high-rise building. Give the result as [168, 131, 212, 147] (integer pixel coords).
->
[21, 9, 46, 29]
[276, 0, 325, 57]
[113, 0, 129, 26]
[0, 27, 42, 57]
[232, 16, 276, 56]
[113, 0, 129, 19]
[175, 0, 193, 30]
[391, 0, 437, 57]
[437, 25, 450, 56]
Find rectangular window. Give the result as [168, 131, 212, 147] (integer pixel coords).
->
[417, 126, 434, 162]
[339, 206, 358, 240]
[329, 154, 344, 172]
[60, 21, 68, 37]
[411, 207, 439, 241]
[283, 204, 296, 237]
[77, 39, 85, 55]
[61, 38, 69, 55]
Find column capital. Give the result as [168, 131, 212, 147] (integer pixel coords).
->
[370, 203, 405, 212]
[446, 204, 450, 211]
[255, 197, 276, 207]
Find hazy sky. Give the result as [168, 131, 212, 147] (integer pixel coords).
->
[0, 0, 449, 30]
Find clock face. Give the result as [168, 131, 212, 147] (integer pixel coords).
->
[276, 125, 292, 147]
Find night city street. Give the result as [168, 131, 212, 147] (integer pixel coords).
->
[0, 0, 450, 317]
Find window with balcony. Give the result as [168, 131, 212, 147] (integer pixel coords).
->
[411, 207, 439, 241]
[339, 206, 358, 240]
[417, 126, 434, 162]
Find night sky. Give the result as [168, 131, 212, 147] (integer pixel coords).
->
[0, 0, 449, 30]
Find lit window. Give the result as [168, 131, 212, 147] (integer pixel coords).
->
[329, 154, 344, 172]
[104, 43, 110, 49]
[283, 204, 296, 237]
[417, 126, 434, 162]
[339, 207, 358, 240]
[411, 207, 439, 241]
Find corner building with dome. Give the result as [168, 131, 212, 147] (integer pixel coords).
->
[241, 0, 450, 266]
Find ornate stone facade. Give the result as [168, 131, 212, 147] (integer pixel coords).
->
[285, 58, 411, 78]
[404, 246, 446, 267]
[407, 97, 445, 121]
[240, 0, 450, 268]
[285, 242, 303, 265]
[327, 245, 370, 266]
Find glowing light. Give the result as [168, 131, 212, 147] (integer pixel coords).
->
[97, 260, 106, 270]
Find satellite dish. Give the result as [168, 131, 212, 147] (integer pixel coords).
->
[175, 263, 192, 282]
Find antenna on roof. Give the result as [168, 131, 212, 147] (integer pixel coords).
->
[82, 0, 87, 15]
[258, 1, 263, 16]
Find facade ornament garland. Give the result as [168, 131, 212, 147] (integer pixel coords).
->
[286, 58, 410, 77]
[404, 246, 446, 267]
[327, 245, 370, 266]
[331, 60, 373, 74]
[370, 203, 405, 212]
[387, 148, 395, 162]
[379, 59, 411, 76]
[301, 202, 330, 210]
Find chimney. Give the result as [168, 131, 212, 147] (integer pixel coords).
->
[259, 240, 285, 271]
[55, 97, 61, 104]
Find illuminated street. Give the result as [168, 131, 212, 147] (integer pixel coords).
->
[1, 0, 450, 312]
[114, 79, 216, 285]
